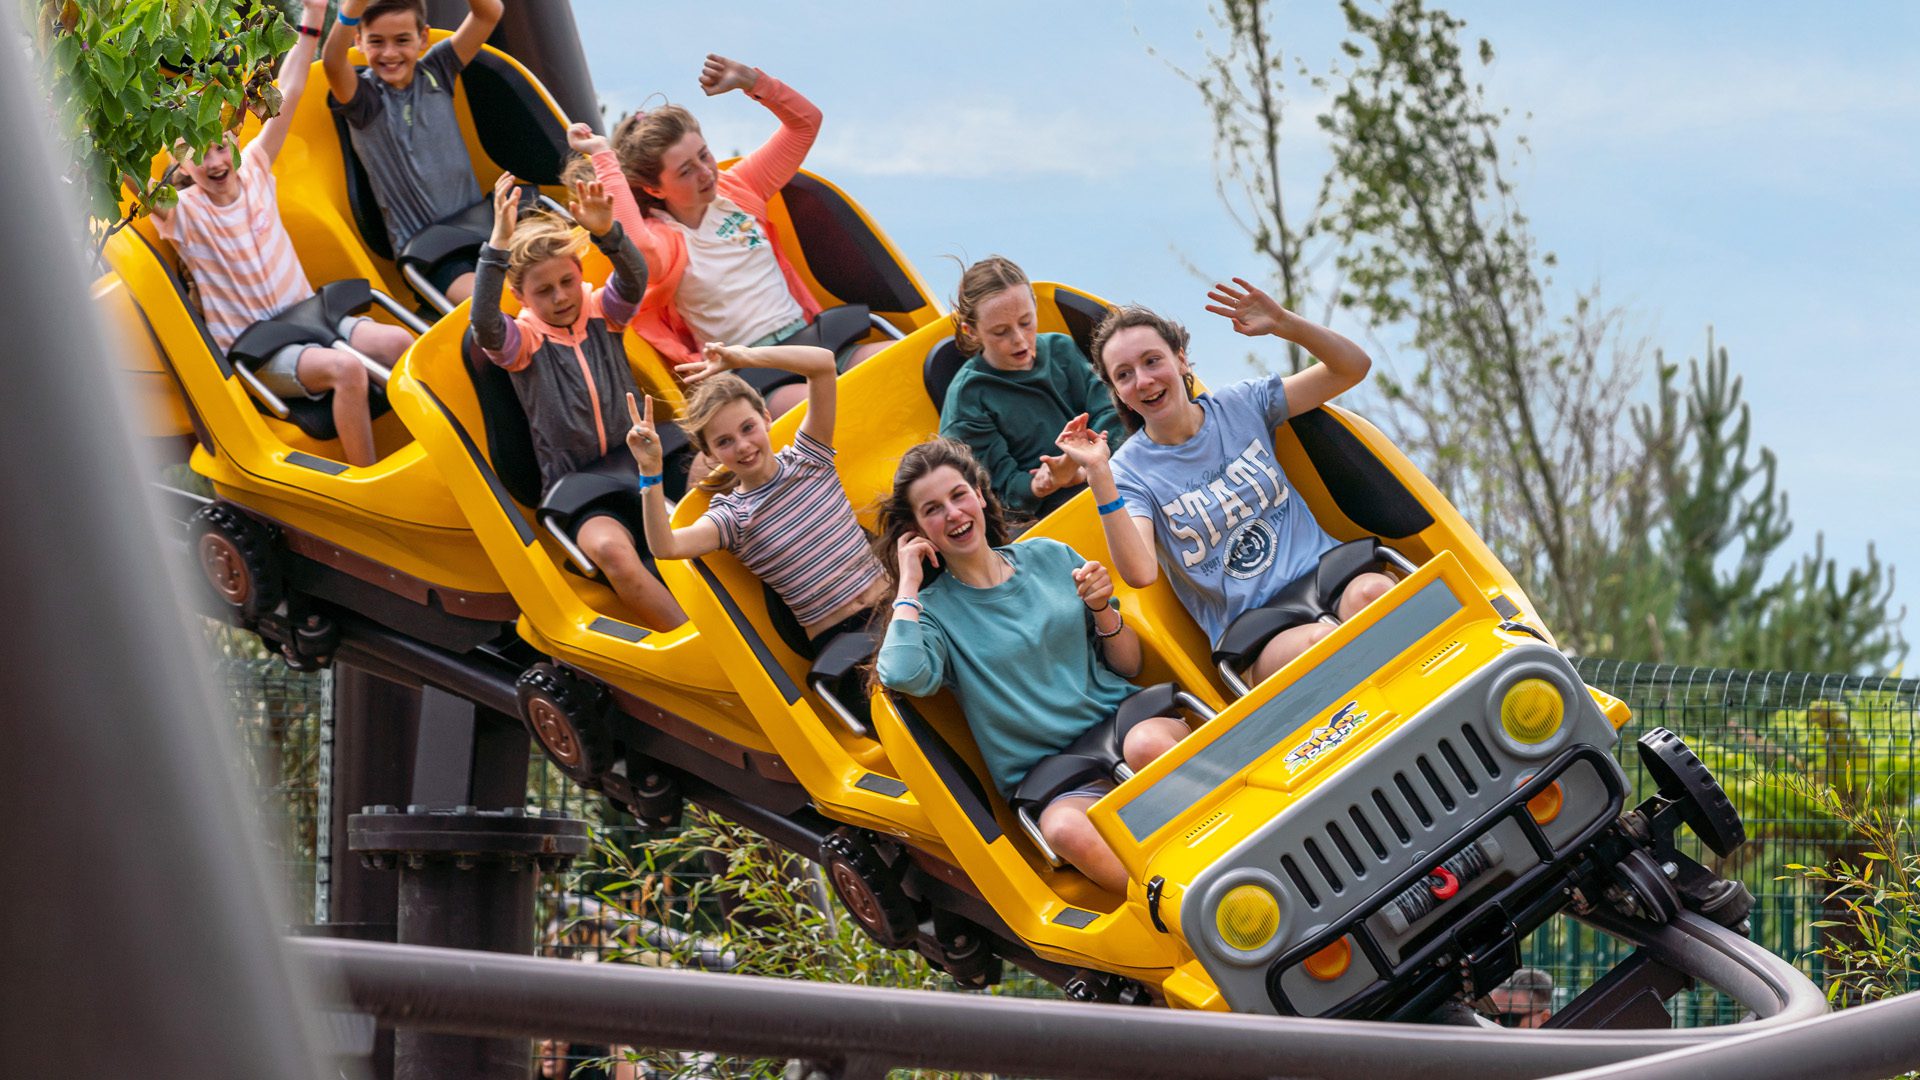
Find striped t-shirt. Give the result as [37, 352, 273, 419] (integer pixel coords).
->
[702, 430, 882, 627]
[157, 151, 311, 351]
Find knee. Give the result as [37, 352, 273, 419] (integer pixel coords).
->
[1123, 716, 1187, 771]
[767, 385, 806, 416]
[1343, 572, 1393, 615]
[577, 520, 637, 570]
[369, 324, 413, 363]
[306, 350, 364, 396]
[1253, 623, 1332, 681]
[1039, 804, 1105, 864]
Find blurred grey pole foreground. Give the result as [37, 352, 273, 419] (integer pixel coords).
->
[0, 5, 325, 1079]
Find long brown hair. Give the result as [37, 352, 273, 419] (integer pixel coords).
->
[949, 255, 1030, 358]
[864, 439, 1012, 696]
[675, 372, 768, 494]
[1087, 305, 1196, 433]
[870, 439, 1011, 603]
[610, 105, 701, 217]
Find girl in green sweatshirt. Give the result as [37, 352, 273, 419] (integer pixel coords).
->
[936, 257, 1128, 520]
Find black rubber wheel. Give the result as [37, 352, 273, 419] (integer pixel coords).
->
[516, 662, 613, 787]
[820, 829, 919, 949]
[1637, 727, 1746, 858]
[190, 503, 282, 621]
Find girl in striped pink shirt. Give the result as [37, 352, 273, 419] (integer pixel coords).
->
[153, 0, 410, 467]
[625, 343, 886, 648]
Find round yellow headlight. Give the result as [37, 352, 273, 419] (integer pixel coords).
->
[1216, 883, 1281, 952]
[1501, 678, 1565, 744]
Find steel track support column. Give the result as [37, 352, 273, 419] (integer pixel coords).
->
[350, 808, 589, 1080]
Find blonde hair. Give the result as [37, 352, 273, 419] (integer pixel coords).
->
[504, 212, 588, 290]
[950, 255, 1032, 358]
[676, 372, 768, 494]
[611, 105, 702, 216]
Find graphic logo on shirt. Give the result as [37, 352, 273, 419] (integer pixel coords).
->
[1223, 519, 1278, 579]
[1282, 701, 1373, 772]
[1158, 437, 1290, 569]
[715, 210, 766, 249]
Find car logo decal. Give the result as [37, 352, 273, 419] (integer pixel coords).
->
[1282, 700, 1373, 772]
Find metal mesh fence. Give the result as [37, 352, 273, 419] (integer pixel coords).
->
[226, 652, 1920, 1028]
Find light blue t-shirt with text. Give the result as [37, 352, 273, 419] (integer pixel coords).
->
[1109, 374, 1338, 647]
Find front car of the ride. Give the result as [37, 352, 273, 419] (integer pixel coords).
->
[1087, 550, 1632, 1016]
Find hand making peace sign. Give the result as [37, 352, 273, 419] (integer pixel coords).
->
[626, 392, 663, 475]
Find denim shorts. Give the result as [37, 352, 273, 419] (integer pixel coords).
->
[256, 315, 373, 399]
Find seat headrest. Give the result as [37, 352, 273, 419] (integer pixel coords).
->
[923, 336, 966, 412]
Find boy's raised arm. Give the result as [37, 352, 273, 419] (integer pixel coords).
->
[448, 0, 505, 66]
[320, 0, 364, 104]
[254, 0, 330, 165]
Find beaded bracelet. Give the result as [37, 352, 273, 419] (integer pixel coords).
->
[1094, 615, 1125, 639]
[635, 473, 663, 492]
[1096, 496, 1126, 516]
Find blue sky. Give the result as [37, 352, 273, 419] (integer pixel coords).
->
[570, 1, 1919, 664]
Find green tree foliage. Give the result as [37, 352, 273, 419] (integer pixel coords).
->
[22, 0, 292, 244]
[582, 810, 992, 1079]
[1635, 334, 1904, 671]
[1158, 0, 1332, 373]
[1186, 0, 1903, 672]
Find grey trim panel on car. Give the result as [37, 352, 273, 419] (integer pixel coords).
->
[1117, 579, 1464, 841]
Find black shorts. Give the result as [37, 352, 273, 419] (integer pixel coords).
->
[428, 255, 478, 295]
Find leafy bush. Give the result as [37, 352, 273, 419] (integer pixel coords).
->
[22, 0, 292, 243]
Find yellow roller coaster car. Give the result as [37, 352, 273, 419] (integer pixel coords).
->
[383, 161, 946, 827]
[96, 37, 582, 658]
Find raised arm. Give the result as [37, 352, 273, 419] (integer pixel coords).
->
[1206, 277, 1371, 416]
[626, 392, 723, 561]
[253, 0, 329, 165]
[446, 0, 504, 66]
[321, 0, 364, 104]
[470, 174, 521, 364]
[1057, 414, 1159, 587]
[568, 177, 649, 328]
[702, 56, 822, 202]
[678, 342, 837, 445]
[875, 534, 948, 697]
[574, 124, 671, 284]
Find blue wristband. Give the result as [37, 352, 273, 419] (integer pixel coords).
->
[1096, 496, 1127, 516]
[893, 598, 923, 613]
[636, 473, 663, 491]
[336, 11, 360, 24]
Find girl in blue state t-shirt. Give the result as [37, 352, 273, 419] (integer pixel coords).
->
[1058, 278, 1395, 689]
[874, 439, 1188, 893]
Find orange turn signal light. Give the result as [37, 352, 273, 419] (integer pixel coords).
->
[1525, 779, 1565, 825]
[1303, 936, 1353, 982]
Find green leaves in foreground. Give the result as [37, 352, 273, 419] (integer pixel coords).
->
[22, 0, 293, 243]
